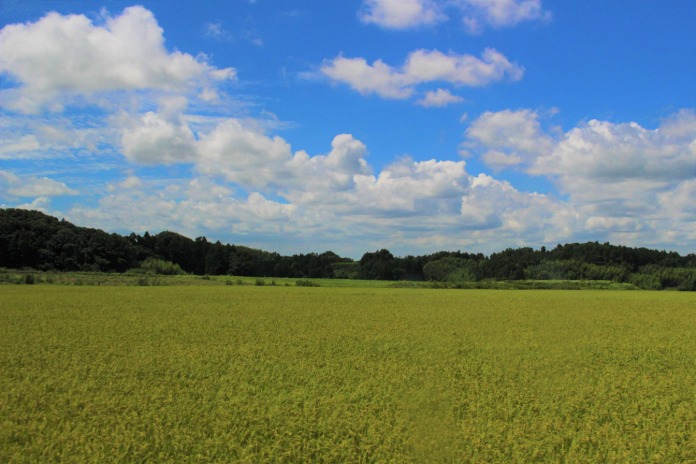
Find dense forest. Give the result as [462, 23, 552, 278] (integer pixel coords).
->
[2, 208, 695, 290]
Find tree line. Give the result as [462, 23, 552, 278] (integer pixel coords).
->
[1, 208, 695, 290]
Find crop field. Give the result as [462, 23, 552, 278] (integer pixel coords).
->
[1, 286, 695, 462]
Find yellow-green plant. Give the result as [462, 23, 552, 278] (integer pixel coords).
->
[1, 287, 694, 462]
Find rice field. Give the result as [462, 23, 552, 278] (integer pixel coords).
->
[1, 285, 695, 462]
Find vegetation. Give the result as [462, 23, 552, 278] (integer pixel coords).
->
[2, 208, 696, 290]
[1, 286, 694, 462]
[136, 257, 186, 275]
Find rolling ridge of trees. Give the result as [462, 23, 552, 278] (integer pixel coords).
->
[1, 208, 695, 290]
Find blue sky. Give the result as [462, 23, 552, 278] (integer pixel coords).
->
[1, 0, 695, 258]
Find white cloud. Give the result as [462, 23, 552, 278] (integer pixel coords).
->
[351, 158, 469, 214]
[660, 109, 696, 138]
[532, 118, 696, 189]
[465, 109, 554, 169]
[359, 0, 550, 32]
[205, 22, 232, 41]
[196, 119, 293, 188]
[467, 109, 696, 193]
[459, 0, 551, 33]
[65, 153, 567, 256]
[460, 174, 562, 233]
[359, 0, 445, 29]
[0, 135, 40, 158]
[17, 197, 52, 213]
[417, 89, 465, 107]
[50, 107, 696, 256]
[286, 134, 371, 202]
[481, 150, 523, 168]
[0, 170, 77, 197]
[0, 114, 115, 162]
[464, 108, 696, 249]
[4, 3, 693, 256]
[0, 6, 235, 112]
[67, 179, 297, 240]
[320, 56, 414, 99]
[115, 107, 374, 196]
[57, 121, 578, 255]
[320, 48, 523, 99]
[122, 176, 142, 190]
[405, 48, 524, 85]
[658, 179, 696, 219]
[120, 111, 197, 164]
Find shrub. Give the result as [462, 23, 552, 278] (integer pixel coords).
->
[629, 273, 662, 290]
[678, 275, 696, 291]
[296, 280, 320, 287]
[138, 258, 186, 276]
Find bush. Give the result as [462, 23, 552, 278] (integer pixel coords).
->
[296, 279, 320, 287]
[629, 273, 662, 290]
[23, 273, 36, 285]
[138, 258, 186, 276]
[136, 277, 160, 286]
[678, 275, 696, 291]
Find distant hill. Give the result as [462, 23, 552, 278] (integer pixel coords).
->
[1, 208, 695, 290]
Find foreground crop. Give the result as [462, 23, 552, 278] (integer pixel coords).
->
[1, 287, 694, 462]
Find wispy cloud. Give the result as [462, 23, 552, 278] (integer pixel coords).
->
[359, 0, 550, 32]
[417, 89, 465, 107]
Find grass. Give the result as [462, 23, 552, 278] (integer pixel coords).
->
[0, 269, 395, 287]
[0, 268, 643, 290]
[1, 286, 695, 462]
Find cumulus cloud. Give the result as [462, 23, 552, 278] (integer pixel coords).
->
[417, 89, 465, 107]
[0, 6, 235, 112]
[57, 105, 696, 256]
[286, 134, 371, 202]
[531, 117, 696, 191]
[196, 119, 294, 188]
[468, 109, 696, 193]
[359, 0, 550, 32]
[120, 111, 197, 165]
[460, 174, 570, 236]
[66, 152, 577, 256]
[94, 105, 696, 254]
[115, 106, 374, 196]
[320, 48, 523, 99]
[465, 108, 696, 248]
[465, 109, 554, 169]
[344, 158, 469, 216]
